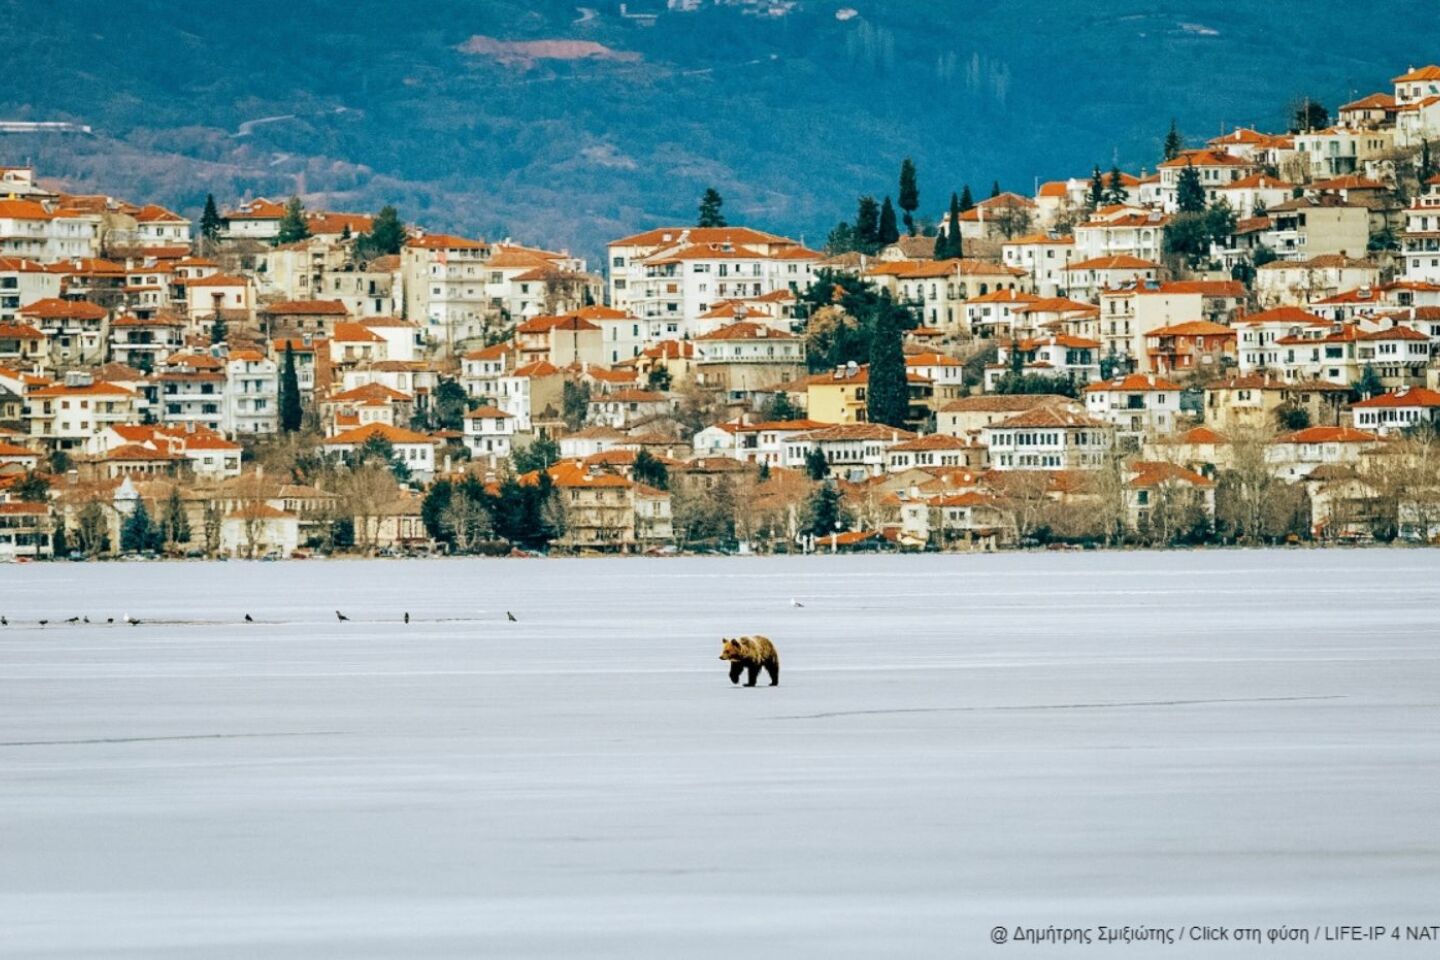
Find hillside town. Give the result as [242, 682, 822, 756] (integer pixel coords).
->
[5, 63, 1440, 559]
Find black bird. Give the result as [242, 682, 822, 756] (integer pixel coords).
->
[83, 617, 89, 624]
[244, 614, 254, 623]
[790, 598, 805, 608]
[106, 617, 114, 624]
[66, 616, 80, 623]
[38, 619, 48, 627]
[1, 615, 8, 626]
[404, 612, 410, 624]
[125, 615, 140, 626]
[336, 610, 349, 622]
[506, 611, 518, 622]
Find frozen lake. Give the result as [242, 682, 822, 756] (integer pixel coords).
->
[2, 552, 1439, 957]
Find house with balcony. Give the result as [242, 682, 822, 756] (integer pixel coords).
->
[1083, 374, 1183, 449]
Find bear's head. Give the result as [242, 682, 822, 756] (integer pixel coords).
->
[719, 637, 746, 661]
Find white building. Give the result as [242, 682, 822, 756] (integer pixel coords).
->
[224, 349, 279, 436]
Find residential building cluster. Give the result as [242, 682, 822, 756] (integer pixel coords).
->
[4, 62, 1440, 559]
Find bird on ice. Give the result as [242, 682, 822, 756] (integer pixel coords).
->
[125, 615, 140, 626]
[336, 611, 350, 622]
[66, 616, 80, 623]
[1, 615, 8, 626]
[791, 599, 805, 608]
[506, 611, 518, 622]
[244, 614, 254, 623]
[404, 612, 410, 624]
[38, 619, 47, 627]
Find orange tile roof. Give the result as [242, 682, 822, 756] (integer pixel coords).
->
[1353, 387, 1440, 409]
[1236, 307, 1329, 325]
[406, 233, 486, 250]
[1275, 426, 1380, 444]
[695, 321, 796, 341]
[610, 226, 789, 247]
[1084, 374, 1182, 393]
[186, 273, 249, 288]
[0, 323, 45, 339]
[1392, 65, 1440, 83]
[323, 422, 437, 446]
[18, 298, 107, 320]
[1067, 255, 1159, 271]
[29, 380, 133, 398]
[331, 323, 386, 343]
[1146, 320, 1234, 337]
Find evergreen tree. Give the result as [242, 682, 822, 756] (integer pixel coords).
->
[897, 157, 920, 235]
[1163, 119, 1183, 161]
[121, 501, 156, 553]
[14, 471, 48, 502]
[959, 185, 974, 211]
[804, 481, 845, 537]
[935, 192, 963, 260]
[280, 343, 303, 432]
[877, 196, 900, 246]
[210, 313, 228, 345]
[361, 205, 405, 257]
[163, 487, 191, 545]
[825, 221, 857, 255]
[633, 450, 669, 490]
[1176, 161, 1207, 213]
[990, 180, 1001, 199]
[1291, 99, 1329, 134]
[51, 520, 68, 558]
[1106, 165, 1130, 205]
[276, 196, 310, 244]
[199, 194, 221, 243]
[804, 446, 830, 481]
[697, 188, 727, 228]
[854, 195, 881, 254]
[1422, 140, 1436, 184]
[866, 294, 909, 428]
[1087, 165, 1107, 210]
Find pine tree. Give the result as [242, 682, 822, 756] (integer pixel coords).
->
[121, 501, 155, 554]
[898, 157, 920, 236]
[866, 294, 909, 428]
[279, 343, 303, 433]
[990, 180, 1001, 199]
[210, 313, 228, 345]
[1106, 165, 1130, 205]
[276, 196, 310, 244]
[804, 482, 844, 537]
[1177, 161, 1207, 213]
[697, 188, 726, 228]
[1163, 119, 1183, 161]
[854, 195, 881, 254]
[1087, 165, 1107, 210]
[878, 196, 900, 246]
[200, 194, 221, 243]
[959, 185, 974, 211]
[366, 205, 405, 255]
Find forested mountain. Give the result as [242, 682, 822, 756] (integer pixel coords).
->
[6, 0, 1440, 259]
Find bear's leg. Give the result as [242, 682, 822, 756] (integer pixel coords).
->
[765, 660, 779, 686]
[729, 662, 744, 685]
[745, 663, 760, 687]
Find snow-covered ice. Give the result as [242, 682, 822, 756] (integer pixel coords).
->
[2, 551, 1439, 957]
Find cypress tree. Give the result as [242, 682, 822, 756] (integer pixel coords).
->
[898, 158, 920, 235]
[878, 196, 900, 246]
[210, 313, 228, 345]
[990, 180, 1002, 199]
[164, 487, 191, 545]
[697, 188, 726, 228]
[1163, 119, 1183, 161]
[936, 191, 963, 260]
[1422, 140, 1436, 184]
[866, 294, 909, 428]
[280, 343, 303, 432]
[959, 185, 974, 211]
[200, 194, 221, 242]
[854, 196, 881, 254]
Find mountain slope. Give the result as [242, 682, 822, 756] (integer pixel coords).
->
[5, 0, 1438, 260]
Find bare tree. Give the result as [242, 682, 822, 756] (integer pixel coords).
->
[339, 464, 400, 554]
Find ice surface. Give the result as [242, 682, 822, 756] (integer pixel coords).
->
[2, 552, 1439, 957]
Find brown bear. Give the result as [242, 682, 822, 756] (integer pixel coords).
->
[719, 636, 780, 687]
